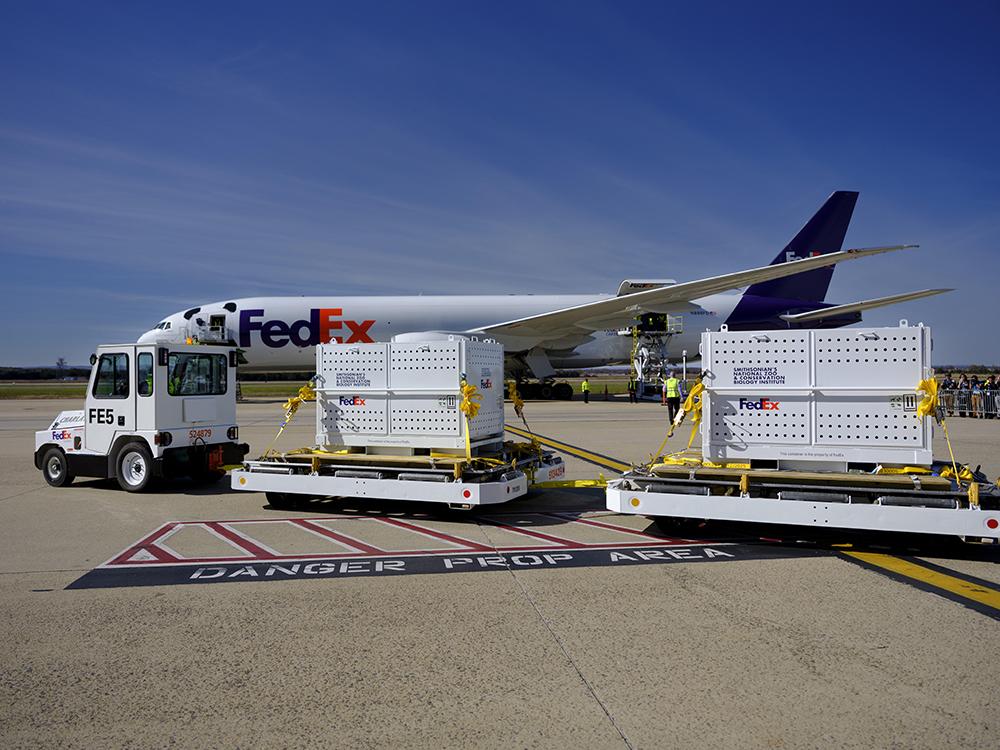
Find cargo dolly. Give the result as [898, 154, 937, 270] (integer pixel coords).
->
[235, 442, 562, 509]
[233, 335, 563, 508]
[608, 324, 1000, 542]
[608, 464, 999, 540]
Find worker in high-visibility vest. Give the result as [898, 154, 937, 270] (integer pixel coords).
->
[664, 372, 682, 422]
[581, 378, 591, 404]
[626, 376, 637, 403]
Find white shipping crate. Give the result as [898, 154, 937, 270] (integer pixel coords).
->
[701, 323, 933, 467]
[315, 338, 504, 450]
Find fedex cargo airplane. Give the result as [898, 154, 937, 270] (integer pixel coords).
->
[138, 192, 947, 381]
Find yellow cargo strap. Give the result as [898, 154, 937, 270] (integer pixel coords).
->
[939, 464, 976, 483]
[915, 377, 938, 418]
[507, 381, 543, 459]
[915, 377, 962, 488]
[459, 379, 482, 460]
[875, 466, 933, 475]
[646, 380, 705, 468]
[262, 382, 316, 457]
[534, 478, 607, 489]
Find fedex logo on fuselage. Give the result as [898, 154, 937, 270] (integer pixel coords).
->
[739, 398, 780, 411]
[240, 308, 375, 348]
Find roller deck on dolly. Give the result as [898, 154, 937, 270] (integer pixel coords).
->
[233, 335, 563, 509]
[607, 323, 1000, 542]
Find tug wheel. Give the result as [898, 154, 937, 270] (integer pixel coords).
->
[116, 443, 154, 492]
[42, 448, 74, 488]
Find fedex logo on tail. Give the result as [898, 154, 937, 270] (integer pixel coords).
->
[240, 309, 375, 348]
[784, 250, 823, 262]
[739, 398, 780, 411]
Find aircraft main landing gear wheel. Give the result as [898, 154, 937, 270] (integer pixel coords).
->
[552, 382, 573, 400]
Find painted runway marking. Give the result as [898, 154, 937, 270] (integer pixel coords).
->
[841, 552, 1000, 621]
[506, 428, 1000, 620]
[69, 541, 824, 589]
[67, 510, 829, 588]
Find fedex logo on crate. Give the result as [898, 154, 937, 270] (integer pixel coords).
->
[480, 378, 493, 390]
[339, 396, 366, 406]
[239, 308, 375, 348]
[739, 397, 781, 411]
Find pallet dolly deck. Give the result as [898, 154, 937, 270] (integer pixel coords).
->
[234, 444, 564, 509]
[607, 464, 1000, 541]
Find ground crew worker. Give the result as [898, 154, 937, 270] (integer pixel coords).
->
[665, 371, 682, 422]
[627, 376, 637, 403]
[581, 378, 590, 404]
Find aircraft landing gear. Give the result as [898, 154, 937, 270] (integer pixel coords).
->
[508, 380, 574, 401]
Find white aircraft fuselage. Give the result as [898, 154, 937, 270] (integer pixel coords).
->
[137, 293, 738, 372]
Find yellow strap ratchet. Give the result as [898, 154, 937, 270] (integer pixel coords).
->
[262, 381, 316, 457]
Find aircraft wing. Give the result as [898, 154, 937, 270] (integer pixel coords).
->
[778, 288, 951, 323]
[472, 245, 915, 349]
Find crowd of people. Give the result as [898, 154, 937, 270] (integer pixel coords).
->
[939, 373, 998, 418]
[580, 371, 999, 421]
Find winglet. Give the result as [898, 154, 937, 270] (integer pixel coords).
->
[779, 286, 949, 323]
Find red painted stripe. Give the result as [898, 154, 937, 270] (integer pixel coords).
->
[204, 522, 277, 559]
[478, 518, 577, 547]
[550, 514, 690, 543]
[377, 517, 493, 552]
[291, 518, 384, 554]
[108, 522, 181, 564]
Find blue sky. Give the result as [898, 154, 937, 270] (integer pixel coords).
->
[1, 1, 998, 365]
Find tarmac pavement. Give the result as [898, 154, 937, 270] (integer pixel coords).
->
[1, 397, 998, 748]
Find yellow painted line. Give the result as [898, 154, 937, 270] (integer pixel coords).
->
[505, 425, 631, 473]
[843, 551, 1000, 612]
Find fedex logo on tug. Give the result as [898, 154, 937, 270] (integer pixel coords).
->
[739, 398, 780, 411]
[240, 309, 375, 348]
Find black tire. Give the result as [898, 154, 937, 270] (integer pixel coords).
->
[538, 383, 554, 400]
[552, 382, 573, 400]
[266, 492, 298, 509]
[191, 469, 227, 484]
[41, 447, 74, 487]
[652, 515, 703, 534]
[115, 442, 154, 492]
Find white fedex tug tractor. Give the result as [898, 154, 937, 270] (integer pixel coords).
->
[34, 343, 249, 492]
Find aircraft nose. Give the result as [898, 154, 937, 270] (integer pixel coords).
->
[136, 330, 158, 344]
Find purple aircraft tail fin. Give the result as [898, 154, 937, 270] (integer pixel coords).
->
[745, 191, 859, 302]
